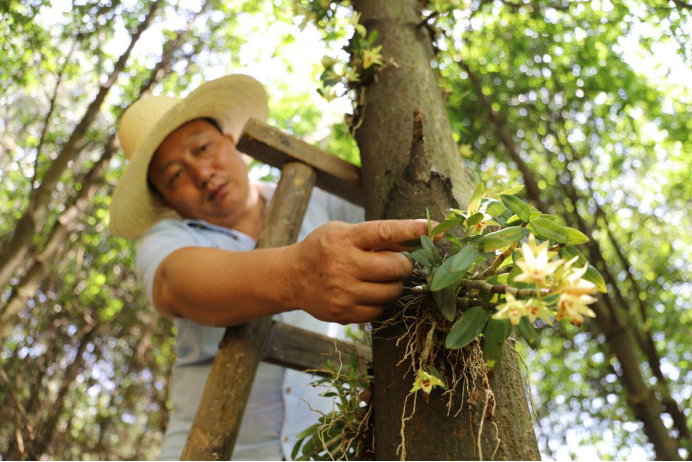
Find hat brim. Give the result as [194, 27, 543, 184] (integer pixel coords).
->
[110, 75, 269, 239]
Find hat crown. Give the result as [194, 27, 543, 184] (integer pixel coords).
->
[118, 96, 179, 160]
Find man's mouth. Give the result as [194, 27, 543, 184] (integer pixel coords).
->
[208, 183, 227, 202]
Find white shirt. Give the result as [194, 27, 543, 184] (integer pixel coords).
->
[134, 183, 364, 460]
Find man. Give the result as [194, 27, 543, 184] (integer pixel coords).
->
[109, 74, 431, 460]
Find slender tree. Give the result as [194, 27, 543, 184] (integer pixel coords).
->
[350, 1, 540, 459]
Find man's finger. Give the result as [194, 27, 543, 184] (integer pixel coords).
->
[352, 251, 413, 282]
[347, 304, 387, 324]
[349, 219, 431, 250]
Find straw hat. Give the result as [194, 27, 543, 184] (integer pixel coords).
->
[109, 74, 269, 239]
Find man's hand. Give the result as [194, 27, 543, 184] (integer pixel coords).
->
[285, 219, 433, 324]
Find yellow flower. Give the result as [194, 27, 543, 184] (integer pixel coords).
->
[410, 369, 446, 394]
[348, 12, 367, 37]
[318, 85, 337, 102]
[514, 234, 564, 287]
[459, 143, 473, 158]
[493, 293, 527, 325]
[321, 56, 337, 69]
[324, 69, 340, 82]
[556, 260, 598, 296]
[343, 67, 361, 83]
[525, 298, 554, 325]
[362, 45, 383, 69]
[556, 293, 597, 327]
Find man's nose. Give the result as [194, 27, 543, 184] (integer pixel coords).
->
[189, 161, 214, 188]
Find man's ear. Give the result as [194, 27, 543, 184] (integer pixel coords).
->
[225, 133, 236, 145]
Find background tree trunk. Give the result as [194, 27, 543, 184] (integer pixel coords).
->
[350, 0, 540, 459]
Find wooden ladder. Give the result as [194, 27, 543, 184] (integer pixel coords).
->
[181, 119, 371, 460]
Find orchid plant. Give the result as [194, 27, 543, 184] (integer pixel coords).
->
[404, 177, 607, 394]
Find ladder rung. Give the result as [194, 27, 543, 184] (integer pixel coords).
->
[262, 321, 372, 376]
[237, 119, 364, 206]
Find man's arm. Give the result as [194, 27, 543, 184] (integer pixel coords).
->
[153, 245, 296, 326]
[152, 219, 431, 327]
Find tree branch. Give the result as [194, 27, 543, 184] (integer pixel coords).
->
[672, 0, 692, 10]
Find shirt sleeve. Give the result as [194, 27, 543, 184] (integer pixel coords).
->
[134, 220, 206, 310]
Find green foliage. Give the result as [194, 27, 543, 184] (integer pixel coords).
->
[291, 329, 372, 461]
[406, 185, 603, 372]
[1, 0, 690, 459]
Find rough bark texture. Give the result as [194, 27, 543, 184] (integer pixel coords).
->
[351, 1, 540, 459]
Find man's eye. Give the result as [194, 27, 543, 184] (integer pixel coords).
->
[169, 170, 183, 186]
[198, 143, 212, 155]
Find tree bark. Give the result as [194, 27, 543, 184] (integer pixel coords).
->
[0, 0, 163, 292]
[350, 1, 540, 459]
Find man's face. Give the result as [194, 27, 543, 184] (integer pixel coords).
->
[147, 119, 252, 227]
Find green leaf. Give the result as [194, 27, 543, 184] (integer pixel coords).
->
[517, 317, 539, 349]
[295, 422, 320, 440]
[538, 214, 558, 221]
[450, 245, 480, 273]
[584, 265, 607, 293]
[560, 246, 587, 266]
[529, 210, 543, 221]
[485, 199, 507, 218]
[466, 212, 485, 228]
[400, 237, 423, 248]
[505, 215, 524, 227]
[367, 29, 379, 45]
[500, 194, 531, 223]
[446, 232, 463, 252]
[431, 217, 461, 236]
[483, 318, 512, 369]
[421, 235, 440, 265]
[446, 306, 492, 349]
[467, 178, 485, 215]
[405, 249, 431, 267]
[292, 437, 307, 460]
[430, 257, 463, 291]
[489, 185, 524, 197]
[475, 226, 529, 251]
[432, 285, 457, 321]
[565, 227, 590, 245]
[529, 218, 569, 244]
[542, 293, 560, 306]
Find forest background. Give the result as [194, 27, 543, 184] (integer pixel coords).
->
[0, 0, 690, 460]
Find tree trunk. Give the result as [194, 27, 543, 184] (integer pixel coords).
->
[0, 0, 163, 292]
[350, 1, 540, 459]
